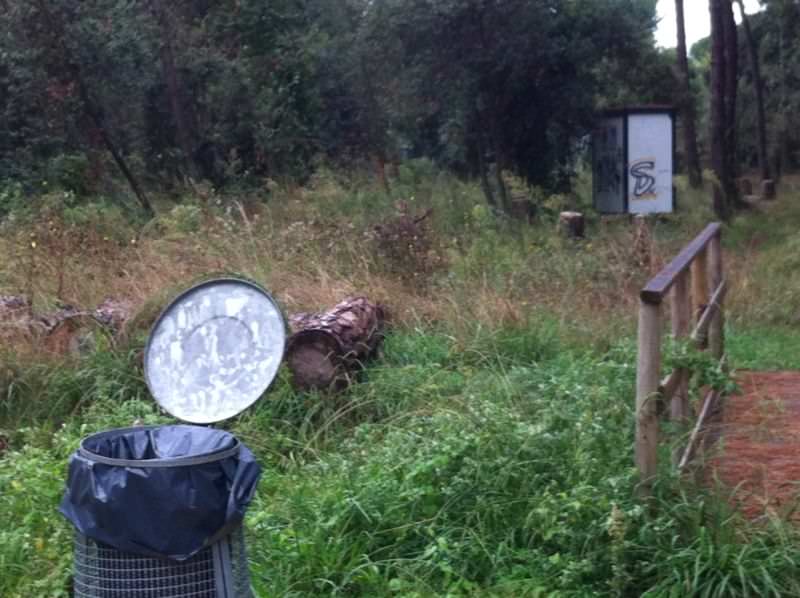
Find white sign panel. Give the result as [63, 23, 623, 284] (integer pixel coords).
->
[627, 113, 673, 214]
[592, 117, 625, 213]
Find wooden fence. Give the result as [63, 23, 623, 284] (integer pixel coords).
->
[635, 222, 725, 496]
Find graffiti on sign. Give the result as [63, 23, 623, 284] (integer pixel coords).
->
[630, 158, 657, 199]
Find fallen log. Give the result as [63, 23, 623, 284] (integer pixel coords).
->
[0, 295, 29, 315]
[286, 296, 385, 391]
[0, 295, 40, 343]
[39, 298, 131, 355]
[93, 297, 133, 333]
[43, 311, 113, 355]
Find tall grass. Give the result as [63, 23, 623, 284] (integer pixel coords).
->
[3, 330, 800, 597]
[0, 167, 714, 351]
[2, 170, 800, 596]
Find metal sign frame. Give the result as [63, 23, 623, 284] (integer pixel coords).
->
[592, 106, 676, 215]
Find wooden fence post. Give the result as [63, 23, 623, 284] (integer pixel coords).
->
[708, 232, 724, 359]
[670, 271, 691, 467]
[691, 247, 709, 325]
[636, 299, 662, 497]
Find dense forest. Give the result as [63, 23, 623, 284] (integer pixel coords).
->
[1, 0, 797, 218]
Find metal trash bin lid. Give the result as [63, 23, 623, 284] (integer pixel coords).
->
[144, 278, 286, 424]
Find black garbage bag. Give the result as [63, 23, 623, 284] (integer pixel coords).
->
[59, 425, 261, 561]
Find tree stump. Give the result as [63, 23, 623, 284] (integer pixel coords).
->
[509, 196, 536, 223]
[737, 178, 753, 195]
[558, 211, 584, 239]
[286, 296, 385, 391]
[761, 179, 776, 200]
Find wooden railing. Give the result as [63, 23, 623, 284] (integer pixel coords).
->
[636, 222, 725, 496]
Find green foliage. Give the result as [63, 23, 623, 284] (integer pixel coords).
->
[663, 337, 738, 396]
[0, 442, 74, 598]
[0, 388, 169, 598]
[0, 0, 673, 210]
[4, 325, 800, 596]
[0, 347, 149, 432]
[726, 325, 800, 371]
[361, 0, 662, 191]
[633, 488, 800, 597]
[690, 1, 800, 175]
[1, 147, 800, 598]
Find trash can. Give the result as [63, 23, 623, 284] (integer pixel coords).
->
[59, 279, 287, 598]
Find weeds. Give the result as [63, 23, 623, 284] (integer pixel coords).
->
[1, 172, 800, 596]
[2, 330, 799, 597]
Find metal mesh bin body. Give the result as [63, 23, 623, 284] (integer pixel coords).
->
[73, 526, 253, 598]
[61, 280, 285, 598]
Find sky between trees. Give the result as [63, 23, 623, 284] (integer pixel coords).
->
[655, 0, 762, 48]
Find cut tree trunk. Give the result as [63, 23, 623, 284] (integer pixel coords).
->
[509, 196, 536, 223]
[558, 211, 585, 239]
[761, 179, 776, 200]
[737, 177, 753, 195]
[286, 297, 386, 391]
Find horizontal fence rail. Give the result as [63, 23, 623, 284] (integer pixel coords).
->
[636, 223, 725, 497]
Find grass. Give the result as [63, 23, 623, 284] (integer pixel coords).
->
[726, 324, 800, 371]
[2, 168, 800, 596]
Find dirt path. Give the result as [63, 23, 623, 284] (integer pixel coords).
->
[708, 371, 800, 520]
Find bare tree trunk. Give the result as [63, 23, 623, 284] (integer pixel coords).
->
[358, 52, 391, 193]
[149, 0, 197, 180]
[286, 297, 386, 391]
[373, 153, 390, 194]
[493, 160, 509, 212]
[78, 112, 108, 193]
[709, 0, 729, 219]
[735, 0, 771, 182]
[675, 0, 702, 188]
[722, 0, 740, 200]
[77, 78, 155, 217]
[775, 1, 792, 179]
[475, 127, 497, 209]
[32, 0, 154, 217]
